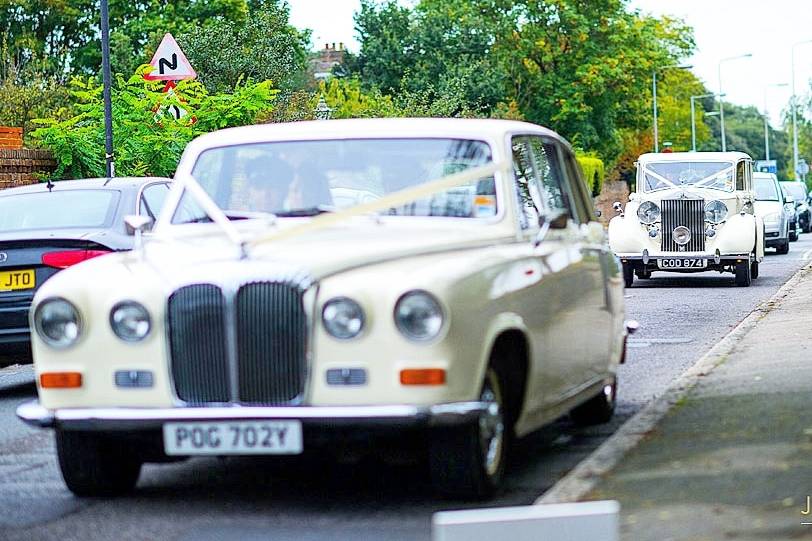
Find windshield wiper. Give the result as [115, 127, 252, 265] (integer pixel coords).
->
[274, 206, 334, 218]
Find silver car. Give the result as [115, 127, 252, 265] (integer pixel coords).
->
[754, 172, 790, 254]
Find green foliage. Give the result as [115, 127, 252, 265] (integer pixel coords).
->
[32, 67, 278, 180]
[0, 45, 71, 140]
[576, 155, 605, 197]
[0, 0, 248, 78]
[177, 3, 311, 94]
[656, 69, 712, 152]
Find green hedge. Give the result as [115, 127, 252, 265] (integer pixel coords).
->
[576, 155, 605, 197]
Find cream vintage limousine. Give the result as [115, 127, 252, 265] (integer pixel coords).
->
[609, 152, 765, 287]
[18, 118, 632, 499]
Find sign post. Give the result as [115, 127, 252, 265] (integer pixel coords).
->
[100, 0, 114, 177]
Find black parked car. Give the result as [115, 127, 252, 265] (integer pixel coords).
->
[0, 177, 171, 362]
[781, 181, 811, 234]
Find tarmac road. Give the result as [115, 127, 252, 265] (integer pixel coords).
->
[1, 237, 811, 541]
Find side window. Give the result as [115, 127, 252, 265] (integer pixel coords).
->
[527, 137, 574, 220]
[736, 161, 746, 191]
[139, 183, 171, 221]
[561, 150, 593, 224]
[512, 137, 541, 230]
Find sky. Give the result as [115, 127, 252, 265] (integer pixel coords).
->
[287, 0, 812, 127]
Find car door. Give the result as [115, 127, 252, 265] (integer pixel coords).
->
[558, 144, 615, 384]
[511, 135, 589, 412]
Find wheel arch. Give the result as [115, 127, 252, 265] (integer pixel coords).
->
[485, 328, 530, 428]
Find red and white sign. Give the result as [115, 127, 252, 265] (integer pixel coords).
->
[144, 33, 196, 81]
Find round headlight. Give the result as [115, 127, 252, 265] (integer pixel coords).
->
[637, 201, 661, 225]
[110, 301, 152, 342]
[672, 226, 691, 245]
[394, 291, 444, 342]
[704, 200, 728, 224]
[322, 297, 365, 340]
[34, 298, 82, 349]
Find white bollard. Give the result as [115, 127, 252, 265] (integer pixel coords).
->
[432, 500, 619, 541]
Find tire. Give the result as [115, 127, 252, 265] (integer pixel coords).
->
[776, 240, 790, 255]
[734, 259, 752, 287]
[622, 263, 634, 288]
[570, 377, 617, 426]
[429, 367, 508, 499]
[790, 229, 799, 242]
[635, 270, 651, 280]
[750, 260, 759, 279]
[804, 215, 812, 234]
[56, 430, 142, 497]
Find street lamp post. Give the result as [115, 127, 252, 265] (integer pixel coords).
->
[100, 0, 114, 177]
[763, 83, 788, 161]
[652, 64, 693, 152]
[690, 93, 717, 152]
[718, 53, 752, 152]
[792, 40, 812, 178]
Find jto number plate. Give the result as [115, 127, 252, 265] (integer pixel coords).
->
[163, 420, 303, 456]
[657, 259, 708, 269]
[0, 269, 35, 292]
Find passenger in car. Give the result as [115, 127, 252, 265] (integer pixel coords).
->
[245, 157, 295, 213]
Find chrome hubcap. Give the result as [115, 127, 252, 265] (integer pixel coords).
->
[479, 376, 505, 477]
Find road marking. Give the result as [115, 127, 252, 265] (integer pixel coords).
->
[627, 338, 694, 348]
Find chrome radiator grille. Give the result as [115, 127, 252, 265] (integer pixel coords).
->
[660, 199, 705, 252]
[167, 281, 309, 405]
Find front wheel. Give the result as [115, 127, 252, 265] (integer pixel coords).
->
[750, 260, 759, 279]
[429, 368, 508, 499]
[622, 263, 634, 288]
[56, 430, 142, 497]
[790, 229, 799, 242]
[734, 259, 752, 287]
[570, 378, 617, 426]
[776, 240, 790, 255]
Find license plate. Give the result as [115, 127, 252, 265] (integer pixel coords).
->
[0, 269, 35, 292]
[657, 258, 708, 269]
[163, 420, 303, 456]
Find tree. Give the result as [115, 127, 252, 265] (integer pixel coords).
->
[0, 0, 248, 79]
[353, 0, 695, 164]
[655, 69, 712, 152]
[177, 2, 310, 94]
[32, 67, 278, 179]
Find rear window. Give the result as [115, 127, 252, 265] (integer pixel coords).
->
[0, 190, 119, 232]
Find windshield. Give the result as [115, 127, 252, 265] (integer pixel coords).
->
[180, 138, 496, 223]
[754, 177, 780, 201]
[780, 182, 806, 201]
[0, 190, 119, 232]
[641, 161, 734, 192]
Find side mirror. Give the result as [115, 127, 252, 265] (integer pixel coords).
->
[124, 215, 153, 236]
[594, 209, 602, 218]
[612, 201, 624, 216]
[784, 195, 795, 204]
[534, 211, 568, 247]
[124, 215, 153, 252]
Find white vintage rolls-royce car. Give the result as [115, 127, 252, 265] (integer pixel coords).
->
[17, 118, 631, 499]
[609, 152, 765, 287]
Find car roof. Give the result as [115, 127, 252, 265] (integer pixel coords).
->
[181, 118, 572, 159]
[638, 151, 751, 163]
[0, 176, 170, 197]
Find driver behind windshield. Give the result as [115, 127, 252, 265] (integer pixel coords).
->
[244, 156, 295, 213]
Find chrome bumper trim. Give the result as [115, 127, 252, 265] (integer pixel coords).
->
[16, 400, 488, 431]
[617, 253, 750, 261]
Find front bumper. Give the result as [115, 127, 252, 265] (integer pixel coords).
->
[16, 400, 489, 431]
[617, 251, 752, 273]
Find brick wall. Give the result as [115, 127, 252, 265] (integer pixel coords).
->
[0, 127, 23, 150]
[594, 180, 630, 226]
[0, 149, 57, 190]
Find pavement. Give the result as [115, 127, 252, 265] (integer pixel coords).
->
[580, 262, 812, 540]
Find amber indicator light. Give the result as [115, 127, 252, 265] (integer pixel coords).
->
[400, 368, 446, 385]
[40, 372, 82, 389]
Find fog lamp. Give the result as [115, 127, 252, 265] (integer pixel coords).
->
[672, 226, 691, 246]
